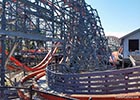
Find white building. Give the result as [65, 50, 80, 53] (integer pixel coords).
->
[107, 36, 120, 52]
[121, 28, 140, 58]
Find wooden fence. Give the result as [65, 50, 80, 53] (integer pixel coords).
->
[47, 64, 140, 94]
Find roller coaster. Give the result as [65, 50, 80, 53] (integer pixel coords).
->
[0, 0, 140, 100]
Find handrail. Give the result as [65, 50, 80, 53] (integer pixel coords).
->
[47, 65, 140, 94]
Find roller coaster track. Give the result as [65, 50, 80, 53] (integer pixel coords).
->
[1, 0, 111, 71]
[0, 0, 125, 100]
[7, 42, 60, 72]
[18, 56, 77, 100]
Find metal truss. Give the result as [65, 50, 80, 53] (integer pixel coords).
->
[0, 0, 112, 74]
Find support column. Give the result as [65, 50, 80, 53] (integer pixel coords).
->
[1, 0, 6, 99]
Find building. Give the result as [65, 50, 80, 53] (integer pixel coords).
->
[121, 28, 140, 58]
[107, 36, 120, 52]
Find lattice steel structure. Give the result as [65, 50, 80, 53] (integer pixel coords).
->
[0, 0, 112, 74]
[0, 0, 112, 88]
[0, 0, 113, 98]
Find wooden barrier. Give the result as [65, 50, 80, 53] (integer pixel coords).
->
[47, 64, 140, 94]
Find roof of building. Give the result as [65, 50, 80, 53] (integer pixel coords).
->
[120, 28, 140, 40]
[107, 36, 119, 39]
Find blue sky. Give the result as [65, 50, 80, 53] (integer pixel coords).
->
[86, 0, 140, 37]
